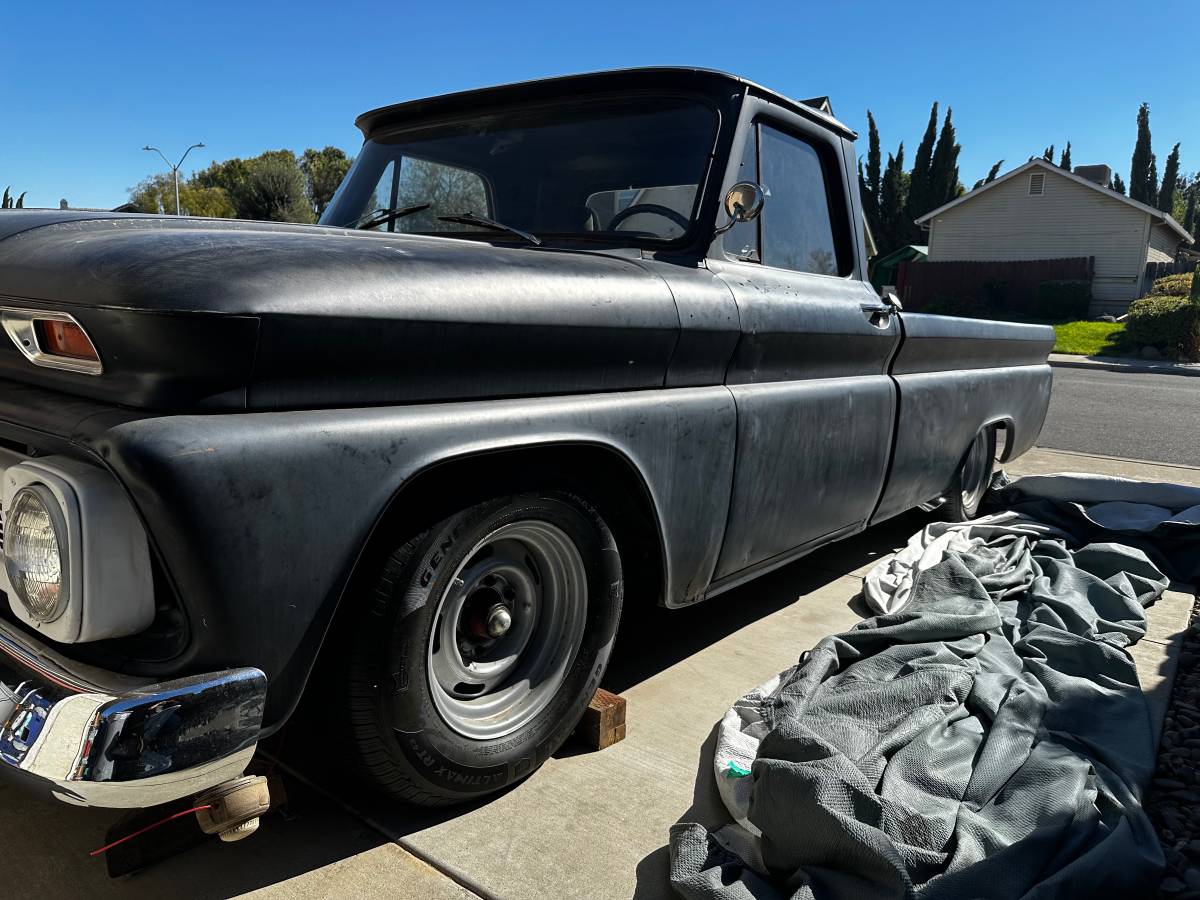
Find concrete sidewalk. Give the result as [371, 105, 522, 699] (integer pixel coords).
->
[10, 446, 1196, 900]
[1049, 352, 1200, 378]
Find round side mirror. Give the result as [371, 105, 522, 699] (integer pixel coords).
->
[724, 182, 765, 222]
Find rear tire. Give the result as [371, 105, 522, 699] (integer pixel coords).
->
[937, 428, 996, 522]
[343, 492, 622, 806]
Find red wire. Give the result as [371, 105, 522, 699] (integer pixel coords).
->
[88, 804, 213, 857]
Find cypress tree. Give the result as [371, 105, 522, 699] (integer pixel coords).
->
[1042, 145, 1054, 162]
[859, 111, 883, 242]
[1147, 154, 1158, 207]
[1111, 173, 1126, 194]
[1059, 142, 1072, 171]
[1158, 143, 1181, 213]
[1130, 103, 1153, 203]
[865, 111, 882, 201]
[972, 160, 1004, 190]
[905, 103, 938, 224]
[1184, 186, 1197, 235]
[928, 108, 961, 208]
[880, 143, 907, 255]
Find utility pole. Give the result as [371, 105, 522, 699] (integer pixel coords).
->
[142, 142, 205, 214]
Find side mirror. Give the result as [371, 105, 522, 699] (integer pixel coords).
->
[714, 182, 766, 236]
[883, 290, 904, 311]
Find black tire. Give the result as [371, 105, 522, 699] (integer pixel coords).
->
[343, 492, 622, 806]
[937, 427, 997, 522]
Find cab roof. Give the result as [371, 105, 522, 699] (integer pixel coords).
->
[355, 67, 856, 141]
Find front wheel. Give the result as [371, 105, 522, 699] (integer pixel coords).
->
[344, 493, 622, 806]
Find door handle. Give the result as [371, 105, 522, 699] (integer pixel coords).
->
[860, 301, 898, 329]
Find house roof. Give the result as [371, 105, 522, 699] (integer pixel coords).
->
[915, 158, 1193, 244]
[874, 244, 928, 266]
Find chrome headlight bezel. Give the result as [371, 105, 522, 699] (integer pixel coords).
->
[4, 483, 70, 624]
[0, 454, 153, 644]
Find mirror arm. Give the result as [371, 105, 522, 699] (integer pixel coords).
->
[712, 203, 745, 238]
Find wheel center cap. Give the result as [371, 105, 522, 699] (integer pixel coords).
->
[486, 604, 512, 638]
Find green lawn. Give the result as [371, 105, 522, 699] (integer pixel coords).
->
[1052, 321, 1127, 357]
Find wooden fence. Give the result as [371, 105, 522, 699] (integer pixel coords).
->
[1143, 259, 1197, 296]
[897, 257, 1093, 317]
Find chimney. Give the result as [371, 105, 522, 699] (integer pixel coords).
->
[1074, 164, 1112, 186]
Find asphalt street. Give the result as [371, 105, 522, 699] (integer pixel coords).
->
[1039, 367, 1200, 467]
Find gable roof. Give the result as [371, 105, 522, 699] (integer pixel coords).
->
[915, 158, 1193, 244]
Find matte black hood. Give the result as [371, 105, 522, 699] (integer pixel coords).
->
[0, 211, 679, 411]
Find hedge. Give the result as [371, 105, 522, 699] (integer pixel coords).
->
[1125, 295, 1200, 361]
[1151, 272, 1194, 297]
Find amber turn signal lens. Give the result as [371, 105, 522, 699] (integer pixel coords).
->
[37, 319, 99, 362]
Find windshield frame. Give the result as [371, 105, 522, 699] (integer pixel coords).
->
[321, 90, 725, 252]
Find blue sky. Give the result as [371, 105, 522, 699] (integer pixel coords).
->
[2, 0, 1195, 210]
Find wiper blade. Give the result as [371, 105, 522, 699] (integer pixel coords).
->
[437, 212, 541, 246]
[352, 202, 431, 230]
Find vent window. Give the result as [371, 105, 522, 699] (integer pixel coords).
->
[1029, 172, 1045, 196]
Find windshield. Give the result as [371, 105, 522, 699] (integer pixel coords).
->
[321, 95, 718, 245]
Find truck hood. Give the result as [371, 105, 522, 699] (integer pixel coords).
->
[0, 211, 679, 410]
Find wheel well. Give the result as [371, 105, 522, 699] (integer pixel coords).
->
[333, 443, 667, 629]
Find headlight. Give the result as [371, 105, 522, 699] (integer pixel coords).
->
[4, 485, 69, 623]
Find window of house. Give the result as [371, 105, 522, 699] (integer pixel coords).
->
[1029, 172, 1045, 196]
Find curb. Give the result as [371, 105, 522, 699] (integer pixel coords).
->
[1048, 354, 1200, 378]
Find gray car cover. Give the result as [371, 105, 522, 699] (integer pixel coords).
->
[668, 475, 1194, 900]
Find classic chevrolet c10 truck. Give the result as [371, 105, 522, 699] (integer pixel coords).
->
[0, 68, 1053, 832]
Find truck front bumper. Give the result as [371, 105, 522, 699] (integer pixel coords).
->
[0, 622, 265, 808]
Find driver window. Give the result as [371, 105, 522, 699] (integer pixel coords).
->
[758, 126, 841, 275]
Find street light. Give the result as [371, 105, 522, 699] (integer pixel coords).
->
[142, 142, 205, 215]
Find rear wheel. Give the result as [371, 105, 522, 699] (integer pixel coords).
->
[937, 428, 996, 522]
[343, 492, 622, 806]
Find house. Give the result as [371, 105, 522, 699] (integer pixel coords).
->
[915, 158, 1194, 314]
[870, 244, 927, 293]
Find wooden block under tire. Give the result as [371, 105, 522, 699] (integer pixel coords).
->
[572, 688, 626, 750]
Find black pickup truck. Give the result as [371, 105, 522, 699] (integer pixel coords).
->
[0, 68, 1053, 825]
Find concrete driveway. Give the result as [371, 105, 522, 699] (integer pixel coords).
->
[8, 447, 1198, 900]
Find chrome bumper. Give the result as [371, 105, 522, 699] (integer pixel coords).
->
[0, 623, 266, 808]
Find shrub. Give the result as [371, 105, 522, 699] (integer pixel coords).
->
[981, 277, 1008, 310]
[1035, 280, 1091, 321]
[1192, 266, 1200, 302]
[1151, 272, 1194, 297]
[1125, 295, 1200, 361]
[923, 295, 990, 318]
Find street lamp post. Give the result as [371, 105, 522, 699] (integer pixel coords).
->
[142, 142, 205, 215]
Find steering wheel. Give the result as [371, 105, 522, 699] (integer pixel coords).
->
[607, 203, 690, 233]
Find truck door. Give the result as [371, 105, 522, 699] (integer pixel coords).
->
[709, 116, 901, 583]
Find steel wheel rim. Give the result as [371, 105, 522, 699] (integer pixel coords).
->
[428, 520, 588, 740]
[960, 432, 991, 513]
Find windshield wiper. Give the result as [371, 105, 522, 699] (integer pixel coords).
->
[351, 202, 431, 230]
[437, 212, 541, 246]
